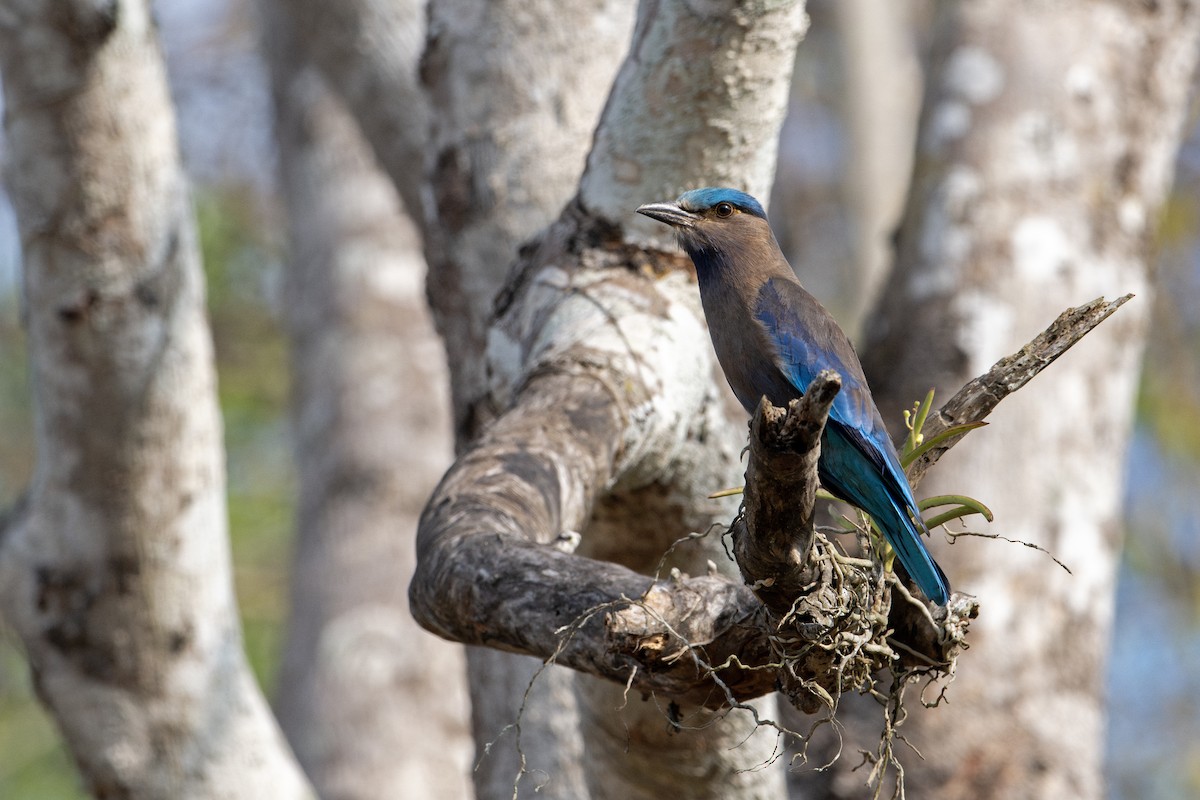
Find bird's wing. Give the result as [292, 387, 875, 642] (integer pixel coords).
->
[753, 277, 895, 463]
[755, 278, 949, 603]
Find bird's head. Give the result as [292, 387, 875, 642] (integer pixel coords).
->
[636, 188, 772, 270]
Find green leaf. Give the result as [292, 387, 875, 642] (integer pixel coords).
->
[918, 494, 995, 529]
[903, 388, 936, 455]
[901, 421, 989, 468]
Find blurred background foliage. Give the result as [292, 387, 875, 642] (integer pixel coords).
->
[1, 1, 1198, 798]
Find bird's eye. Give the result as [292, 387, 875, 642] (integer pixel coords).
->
[714, 202, 734, 218]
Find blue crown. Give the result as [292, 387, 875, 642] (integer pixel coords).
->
[677, 187, 767, 220]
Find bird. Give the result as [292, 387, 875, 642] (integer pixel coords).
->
[637, 187, 950, 606]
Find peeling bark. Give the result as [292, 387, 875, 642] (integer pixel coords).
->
[0, 2, 312, 797]
[733, 382, 840, 612]
[411, 188, 1123, 800]
[414, 207, 789, 797]
[416, 6, 639, 793]
[580, 0, 809, 236]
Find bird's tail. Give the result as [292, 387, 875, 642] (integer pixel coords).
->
[877, 493, 950, 606]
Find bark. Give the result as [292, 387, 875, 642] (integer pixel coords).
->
[421, 0, 639, 440]
[409, 2, 1147, 794]
[464, 646, 590, 800]
[412, 4, 805, 795]
[0, 2, 312, 797]
[580, 0, 808, 234]
[800, 2, 1200, 798]
[733, 384, 839, 613]
[261, 6, 470, 799]
[409, 0, 1047, 794]
[515, 3, 801, 796]
[412, 208, 790, 799]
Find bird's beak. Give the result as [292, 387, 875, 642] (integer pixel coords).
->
[636, 201, 699, 229]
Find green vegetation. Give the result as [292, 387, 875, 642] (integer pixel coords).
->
[1138, 190, 1200, 464]
[0, 296, 31, 507]
[1127, 187, 1200, 622]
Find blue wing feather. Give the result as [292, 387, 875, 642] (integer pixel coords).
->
[754, 278, 950, 605]
[754, 278, 889, 450]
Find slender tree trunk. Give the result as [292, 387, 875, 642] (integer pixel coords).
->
[0, 2, 312, 797]
[273, 0, 429, 222]
[262, 6, 471, 798]
[796, 1, 1200, 797]
[575, 3, 807, 796]
[830, 0, 923, 336]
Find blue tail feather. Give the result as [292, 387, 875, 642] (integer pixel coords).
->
[818, 425, 951, 605]
[877, 492, 950, 606]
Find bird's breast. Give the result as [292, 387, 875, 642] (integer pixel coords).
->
[698, 279, 798, 414]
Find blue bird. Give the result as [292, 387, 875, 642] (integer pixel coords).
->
[637, 187, 950, 605]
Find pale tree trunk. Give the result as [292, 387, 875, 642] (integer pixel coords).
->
[830, 0, 924, 336]
[421, 0, 639, 437]
[262, 5, 471, 799]
[796, 1, 1200, 797]
[419, 3, 638, 797]
[271, 0, 632, 793]
[575, 4, 806, 797]
[411, 1, 809, 798]
[0, 2, 312, 797]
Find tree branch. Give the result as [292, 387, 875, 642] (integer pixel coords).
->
[906, 294, 1133, 487]
[413, 2, 805, 793]
[882, 296, 1132, 670]
[732, 372, 840, 615]
[412, 277, 1128, 711]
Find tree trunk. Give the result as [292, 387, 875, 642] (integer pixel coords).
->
[412, 1, 809, 798]
[416, 3, 638, 796]
[421, 0, 639, 438]
[0, 2, 312, 797]
[262, 6, 471, 798]
[797, 1, 1200, 797]
[575, 3, 807, 796]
